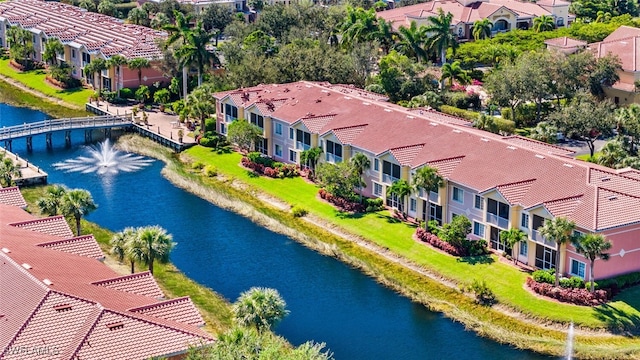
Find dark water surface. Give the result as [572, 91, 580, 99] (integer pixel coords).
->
[3, 103, 553, 359]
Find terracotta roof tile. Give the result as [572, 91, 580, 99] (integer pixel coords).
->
[389, 144, 425, 166]
[9, 215, 74, 238]
[495, 179, 536, 205]
[589, 168, 640, 198]
[424, 156, 465, 178]
[92, 272, 165, 299]
[0, 187, 27, 208]
[596, 188, 640, 230]
[300, 114, 336, 133]
[328, 125, 368, 145]
[617, 168, 640, 179]
[502, 136, 575, 156]
[544, 36, 587, 49]
[589, 27, 640, 72]
[129, 297, 205, 327]
[37, 235, 104, 260]
[543, 194, 584, 218]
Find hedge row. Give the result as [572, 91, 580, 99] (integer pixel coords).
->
[526, 277, 609, 307]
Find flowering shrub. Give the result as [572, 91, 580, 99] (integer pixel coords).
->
[471, 79, 483, 86]
[450, 84, 467, 92]
[241, 157, 299, 178]
[318, 189, 366, 213]
[415, 228, 466, 257]
[526, 277, 609, 306]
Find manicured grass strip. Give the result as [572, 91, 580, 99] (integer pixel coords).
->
[20, 186, 233, 335]
[0, 78, 90, 118]
[183, 146, 640, 330]
[0, 59, 93, 109]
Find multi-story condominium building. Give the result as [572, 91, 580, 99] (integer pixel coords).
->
[213, 81, 640, 281]
[0, 0, 166, 91]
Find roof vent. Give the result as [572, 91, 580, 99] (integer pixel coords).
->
[362, 102, 370, 106]
[53, 304, 72, 312]
[344, 96, 351, 100]
[407, 115, 415, 119]
[1, 247, 10, 253]
[452, 129, 461, 133]
[107, 322, 124, 331]
[506, 146, 516, 150]
[535, 154, 545, 159]
[43, 279, 53, 286]
[563, 163, 574, 168]
[321, 90, 329, 93]
[480, 138, 489, 142]
[22, 263, 32, 270]
[601, 177, 611, 182]
[384, 109, 392, 112]
[608, 195, 618, 201]
[430, 122, 438, 126]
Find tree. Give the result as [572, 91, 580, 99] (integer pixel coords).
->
[424, 9, 457, 65]
[43, 39, 64, 67]
[339, 7, 379, 50]
[233, 287, 290, 333]
[374, 19, 397, 55]
[61, 189, 98, 236]
[163, 10, 195, 98]
[350, 152, 371, 203]
[227, 120, 263, 152]
[201, 4, 234, 46]
[174, 22, 217, 86]
[472, 19, 492, 40]
[615, 103, 640, 155]
[440, 61, 470, 88]
[412, 166, 442, 227]
[530, 121, 559, 144]
[90, 58, 107, 94]
[393, 21, 428, 63]
[128, 7, 150, 27]
[539, 217, 576, 286]
[315, 161, 360, 200]
[7, 27, 35, 67]
[185, 87, 216, 135]
[551, 92, 615, 157]
[573, 234, 612, 292]
[132, 225, 175, 275]
[97, 0, 117, 17]
[533, 15, 555, 32]
[473, 113, 498, 134]
[110, 227, 139, 274]
[500, 228, 527, 264]
[300, 147, 323, 177]
[78, 0, 96, 12]
[588, 54, 621, 97]
[107, 55, 128, 98]
[388, 179, 412, 218]
[127, 57, 151, 87]
[441, 215, 471, 249]
[0, 156, 21, 187]
[36, 184, 67, 216]
[151, 12, 171, 30]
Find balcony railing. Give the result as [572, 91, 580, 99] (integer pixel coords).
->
[382, 173, 399, 184]
[224, 114, 236, 123]
[325, 153, 342, 163]
[532, 230, 556, 248]
[296, 141, 310, 151]
[486, 213, 509, 229]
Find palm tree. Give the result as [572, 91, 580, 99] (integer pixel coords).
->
[61, 189, 98, 236]
[533, 15, 555, 33]
[174, 22, 217, 87]
[425, 9, 457, 65]
[597, 140, 628, 168]
[110, 227, 139, 274]
[539, 217, 576, 286]
[0, 156, 21, 187]
[163, 10, 194, 98]
[440, 61, 470, 88]
[127, 57, 151, 87]
[89, 58, 107, 94]
[500, 228, 527, 264]
[300, 147, 323, 178]
[127, 7, 150, 26]
[351, 152, 371, 203]
[134, 225, 175, 275]
[339, 7, 378, 50]
[233, 287, 290, 333]
[412, 166, 442, 228]
[107, 55, 128, 98]
[388, 179, 412, 218]
[393, 21, 428, 63]
[374, 19, 397, 55]
[573, 234, 612, 293]
[185, 87, 216, 136]
[43, 39, 64, 67]
[474, 113, 498, 133]
[472, 19, 492, 40]
[36, 184, 67, 216]
[7, 27, 35, 66]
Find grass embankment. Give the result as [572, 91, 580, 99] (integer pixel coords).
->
[0, 78, 90, 118]
[20, 186, 234, 335]
[0, 58, 93, 110]
[163, 144, 640, 359]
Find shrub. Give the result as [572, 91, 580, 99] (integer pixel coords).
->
[416, 228, 466, 256]
[291, 206, 308, 217]
[426, 220, 441, 236]
[364, 198, 384, 212]
[597, 272, 640, 296]
[120, 88, 134, 99]
[191, 161, 205, 170]
[464, 239, 490, 256]
[464, 279, 497, 306]
[318, 188, 366, 213]
[560, 277, 586, 289]
[532, 269, 555, 284]
[526, 277, 609, 306]
[439, 105, 478, 122]
[203, 165, 218, 177]
[241, 156, 298, 178]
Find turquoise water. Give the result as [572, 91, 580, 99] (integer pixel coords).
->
[4, 103, 551, 359]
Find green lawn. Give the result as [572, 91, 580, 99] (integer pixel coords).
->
[576, 152, 601, 162]
[185, 146, 640, 331]
[0, 59, 93, 109]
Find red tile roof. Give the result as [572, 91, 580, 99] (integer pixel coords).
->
[495, 179, 536, 205]
[389, 144, 425, 166]
[589, 26, 640, 72]
[299, 114, 336, 133]
[544, 36, 587, 49]
[92, 272, 165, 299]
[37, 235, 105, 260]
[10, 215, 75, 238]
[129, 297, 206, 327]
[327, 125, 368, 145]
[0, 186, 27, 208]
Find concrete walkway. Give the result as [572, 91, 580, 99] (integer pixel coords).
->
[1, 148, 48, 186]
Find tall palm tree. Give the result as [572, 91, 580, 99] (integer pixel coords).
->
[163, 10, 194, 98]
[127, 7, 150, 26]
[539, 217, 576, 286]
[43, 39, 64, 67]
[233, 287, 290, 333]
[110, 227, 139, 274]
[185, 87, 216, 135]
[500, 228, 527, 264]
[472, 19, 492, 40]
[339, 7, 378, 50]
[0, 156, 21, 187]
[393, 21, 428, 63]
[36, 184, 67, 216]
[90, 58, 108, 94]
[573, 234, 612, 293]
[412, 166, 442, 228]
[351, 152, 371, 203]
[597, 140, 628, 168]
[533, 15, 555, 33]
[174, 22, 217, 87]
[424, 9, 457, 65]
[107, 55, 128, 98]
[388, 179, 412, 218]
[300, 147, 323, 178]
[61, 189, 98, 236]
[127, 57, 151, 88]
[374, 19, 397, 55]
[440, 61, 470, 88]
[134, 225, 175, 275]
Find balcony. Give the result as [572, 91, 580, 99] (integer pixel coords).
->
[532, 230, 556, 248]
[486, 213, 509, 229]
[296, 141, 310, 151]
[224, 114, 236, 123]
[382, 173, 399, 184]
[325, 153, 342, 163]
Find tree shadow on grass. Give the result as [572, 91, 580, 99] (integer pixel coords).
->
[246, 170, 259, 178]
[457, 255, 494, 265]
[215, 145, 233, 154]
[335, 211, 366, 220]
[593, 303, 640, 335]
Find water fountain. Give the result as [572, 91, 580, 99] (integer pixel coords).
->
[565, 322, 574, 360]
[53, 139, 154, 175]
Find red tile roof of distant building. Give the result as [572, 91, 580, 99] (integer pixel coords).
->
[544, 37, 588, 49]
[10, 215, 75, 238]
[37, 235, 105, 260]
[589, 26, 640, 72]
[0, 186, 27, 208]
[92, 272, 165, 299]
[129, 296, 206, 327]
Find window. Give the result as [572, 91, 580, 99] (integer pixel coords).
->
[473, 221, 485, 237]
[410, 198, 417, 212]
[325, 140, 343, 162]
[429, 204, 443, 225]
[487, 198, 509, 220]
[72, 49, 76, 58]
[519, 241, 528, 257]
[289, 150, 297, 163]
[275, 123, 282, 135]
[535, 245, 557, 270]
[474, 195, 483, 210]
[373, 183, 383, 197]
[224, 104, 238, 120]
[275, 144, 282, 157]
[573, 230, 584, 239]
[374, 159, 379, 171]
[296, 129, 311, 150]
[256, 138, 268, 155]
[250, 113, 264, 129]
[452, 187, 463, 203]
[386, 193, 400, 209]
[521, 213, 529, 228]
[382, 161, 400, 181]
[220, 122, 226, 134]
[570, 259, 586, 278]
[289, 128, 294, 139]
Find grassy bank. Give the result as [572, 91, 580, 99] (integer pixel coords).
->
[114, 135, 640, 359]
[20, 186, 234, 335]
[0, 78, 90, 118]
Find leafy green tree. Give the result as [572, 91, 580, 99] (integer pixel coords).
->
[573, 234, 612, 292]
[185, 87, 216, 135]
[351, 152, 371, 203]
[533, 15, 555, 32]
[200, 4, 234, 46]
[36, 184, 67, 216]
[408, 91, 442, 109]
[153, 88, 171, 106]
[300, 147, 323, 177]
[0, 156, 21, 187]
[128, 7, 150, 26]
[473, 114, 498, 134]
[388, 179, 412, 217]
[151, 12, 171, 30]
[424, 9, 457, 64]
[175, 22, 217, 86]
[107, 55, 128, 98]
[339, 7, 379, 50]
[233, 287, 290, 333]
[500, 228, 527, 264]
[374, 19, 397, 55]
[43, 39, 64, 66]
[61, 189, 98, 236]
[441, 215, 471, 249]
[98, 0, 117, 17]
[540, 217, 576, 286]
[78, 0, 97, 12]
[227, 120, 263, 152]
[530, 121, 558, 144]
[163, 10, 195, 97]
[588, 53, 621, 97]
[131, 225, 175, 275]
[7, 27, 35, 67]
[393, 21, 428, 62]
[315, 161, 360, 200]
[615, 103, 640, 155]
[472, 19, 492, 40]
[440, 61, 470, 88]
[412, 166, 442, 227]
[135, 85, 150, 104]
[110, 227, 139, 274]
[127, 57, 151, 87]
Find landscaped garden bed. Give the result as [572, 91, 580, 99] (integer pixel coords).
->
[526, 276, 608, 307]
[241, 152, 299, 179]
[415, 220, 490, 258]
